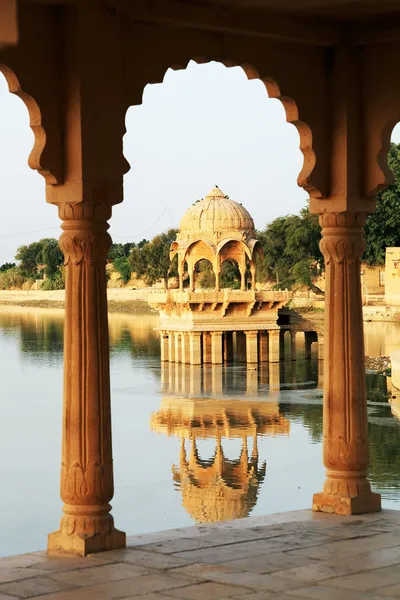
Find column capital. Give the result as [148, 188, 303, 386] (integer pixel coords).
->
[319, 212, 366, 265]
[210, 330, 223, 336]
[244, 330, 258, 337]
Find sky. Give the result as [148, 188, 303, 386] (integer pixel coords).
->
[0, 60, 398, 264]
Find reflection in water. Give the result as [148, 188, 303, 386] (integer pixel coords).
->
[152, 364, 291, 523]
[0, 310, 400, 555]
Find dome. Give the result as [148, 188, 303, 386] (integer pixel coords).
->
[179, 186, 255, 236]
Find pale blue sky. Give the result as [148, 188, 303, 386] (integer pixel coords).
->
[0, 60, 398, 264]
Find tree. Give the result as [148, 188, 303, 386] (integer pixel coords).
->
[108, 242, 135, 261]
[256, 204, 323, 292]
[37, 238, 64, 277]
[113, 256, 131, 283]
[129, 229, 178, 288]
[0, 262, 15, 272]
[15, 241, 43, 277]
[220, 260, 241, 289]
[363, 143, 400, 265]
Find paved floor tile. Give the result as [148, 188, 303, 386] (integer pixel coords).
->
[321, 565, 400, 591]
[0, 575, 75, 598]
[48, 562, 148, 586]
[101, 548, 192, 569]
[140, 539, 213, 554]
[159, 581, 249, 599]
[287, 585, 390, 599]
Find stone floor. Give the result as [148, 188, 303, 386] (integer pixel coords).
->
[3, 510, 400, 599]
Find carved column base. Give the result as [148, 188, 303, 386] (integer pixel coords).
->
[313, 473, 381, 515]
[48, 506, 126, 556]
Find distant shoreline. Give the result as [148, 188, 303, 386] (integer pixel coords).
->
[0, 289, 157, 314]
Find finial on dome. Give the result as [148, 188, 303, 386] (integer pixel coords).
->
[206, 186, 226, 199]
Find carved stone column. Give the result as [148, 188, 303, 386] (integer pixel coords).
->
[48, 214, 125, 555]
[313, 213, 381, 515]
[211, 331, 223, 365]
[268, 330, 280, 363]
[168, 332, 175, 363]
[245, 331, 258, 364]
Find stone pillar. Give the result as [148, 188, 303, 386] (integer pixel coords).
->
[304, 331, 313, 360]
[168, 331, 175, 363]
[313, 213, 381, 515]
[224, 331, 234, 363]
[215, 268, 221, 292]
[290, 331, 297, 361]
[48, 216, 125, 556]
[259, 331, 269, 363]
[189, 332, 202, 365]
[250, 262, 256, 291]
[174, 332, 181, 364]
[245, 331, 258, 364]
[240, 269, 246, 291]
[178, 260, 184, 291]
[268, 330, 280, 363]
[203, 332, 212, 364]
[189, 269, 194, 292]
[211, 331, 223, 365]
[181, 333, 190, 364]
[160, 331, 169, 362]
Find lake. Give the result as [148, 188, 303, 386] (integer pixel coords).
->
[0, 308, 398, 557]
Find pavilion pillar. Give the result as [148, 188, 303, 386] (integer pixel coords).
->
[259, 331, 269, 363]
[203, 332, 212, 364]
[181, 333, 190, 364]
[245, 331, 258, 364]
[168, 331, 175, 363]
[160, 331, 169, 362]
[48, 211, 125, 556]
[250, 262, 256, 291]
[211, 331, 223, 364]
[313, 213, 381, 515]
[290, 331, 297, 361]
[212, 365, 223, 395]
[174, 332, 181, 364]
[189, 332, 202, 365]
[268, 330, 280, 363]
[240, 269, 246, 291]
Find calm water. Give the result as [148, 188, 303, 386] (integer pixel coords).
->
[0, 309, 399, 556]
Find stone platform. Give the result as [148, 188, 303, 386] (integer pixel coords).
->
[3, 510, 400, 598]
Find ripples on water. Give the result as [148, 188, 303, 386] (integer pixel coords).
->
[0, 309, 398, 556]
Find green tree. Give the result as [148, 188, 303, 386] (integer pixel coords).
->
[0, 262, 15, 272]
[364, 143, 400, 265]
[15, 241, 43, 277]
[256, 204, 323, 292]
[37, 238, 64, 277]
[108, 242, 135, 261]
[197, 260, 216, 288]
[220, 260, 241, 289]
[113, 256, 131, 283]
[129, 229, 178, 288]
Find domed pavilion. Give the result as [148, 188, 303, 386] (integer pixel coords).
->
[171, 186, 262, 292]
[149, 186, 299, 366]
